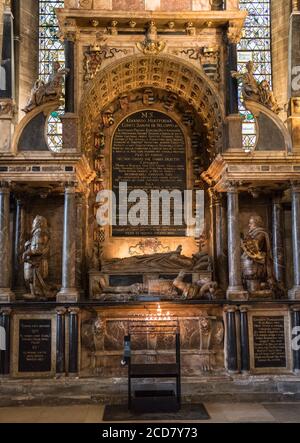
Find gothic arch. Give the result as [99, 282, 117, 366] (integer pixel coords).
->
[79, 54, 225, 159]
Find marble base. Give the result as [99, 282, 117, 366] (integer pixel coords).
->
[288, 286, 300, 300]
[0, 288, 15, 303]
[249, 290, 273, 300]
[56, 288, 79, 303]
[226, 287, 248, 301]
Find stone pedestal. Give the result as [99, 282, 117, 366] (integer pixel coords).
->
[226, 114, 243, 151]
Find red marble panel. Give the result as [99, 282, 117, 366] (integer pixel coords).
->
[160, 0, 192, 11]
[112, 0, 145, 10]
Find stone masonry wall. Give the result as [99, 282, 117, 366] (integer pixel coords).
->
[271, 0, 291, 115]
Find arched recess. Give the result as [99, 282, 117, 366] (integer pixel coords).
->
[79, 53, 225, 160]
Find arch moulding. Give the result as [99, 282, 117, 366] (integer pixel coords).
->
[79, 54, 226, 159]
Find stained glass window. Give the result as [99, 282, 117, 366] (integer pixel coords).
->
[39, 0, 65, 152]
[237, 0, 272, 150]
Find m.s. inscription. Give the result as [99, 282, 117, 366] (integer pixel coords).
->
[18, 319, 52, 372]
[112, 110, 187, 237]
[253, 316, 286, 368]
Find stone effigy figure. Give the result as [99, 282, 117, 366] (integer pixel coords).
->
[101, 246, 210, 273]
[22, 216, 56, 300]
[173, 271, 222, 300]
[231, 61, 281, 114]
[241, 215, 275, 294]
[22, 61, 69, 113]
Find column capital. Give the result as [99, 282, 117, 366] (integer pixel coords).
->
[56, 307, 67, 315]
[272, 191, 284, 204]
[225, 181, 239, 193]
[224, 305, 239, 313]
[291, 181, 300, 193]
[64, 31, 77, 43]
[0, 307, 12, 316]
[239, 306, 249, 313]
[208, 188, 221, 207]
[0, 181, 10, 193]
[68, 307, 80, 315]
[290, 305, 300, 313]
[64, 181, 78, 194]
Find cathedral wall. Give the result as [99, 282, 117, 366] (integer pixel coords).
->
[271, 0, 291, 116]
[15, 0, 39, 120]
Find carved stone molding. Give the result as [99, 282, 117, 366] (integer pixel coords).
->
[227, 20, 243, 44]
[80, 54, 225, 159]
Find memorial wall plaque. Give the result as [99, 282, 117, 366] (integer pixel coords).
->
[112, 110, 187, 237]
[252, 316, 286, 368]
[18, 319, 52, 373]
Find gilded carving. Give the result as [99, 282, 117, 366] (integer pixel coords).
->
[84, 44, 128, 83]
[129, 238, 170, 256]
[22, 62, 69, 113]
[136, 21, 166, 55]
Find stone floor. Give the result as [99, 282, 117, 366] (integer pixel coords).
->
[0, 403, 300, 423]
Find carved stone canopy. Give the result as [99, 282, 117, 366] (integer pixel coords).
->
[80, 54, 225, 159]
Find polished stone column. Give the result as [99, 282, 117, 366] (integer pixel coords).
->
[13, 198, 26, 291]
[225, 306, 239, 373]
[0, 308, 11, 375]
[57, 183, 79, 302]
[272, 194, 285, 286]
[68, 308, 79, 374]
[291, 306, 300, 374]
[289, 182, 300, 299]
[226, 183, 248, 300]
[56, 308, 66, 375]
[226, 43, 239, 115]
[240, 307, 250, 373]
[64, 33, 75, 113]
[0, 182, 14, 302]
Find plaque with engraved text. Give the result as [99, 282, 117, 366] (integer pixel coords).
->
[253, 316, 286, 368]
[18, 319, 52, 372]
[112, 110, 187, 237]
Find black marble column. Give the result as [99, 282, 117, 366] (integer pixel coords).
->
[291, 306, 300, 373]
[68, 308, 79, 374]
[272, 194, 285, 286]
[0, 308, 11, 375]
[240, 307, 250, 373]
[64, 34, 75, 113]
[13, 198, 25, 290]
[57, 183, 79, 302]
[225, 306, 239, 373]
[226, 43, 239, 115]
[289, 182, 300, 299]
[56, 308, 66, 375]
[0, 5, 14, 99]
[0, 182, 14, 302]
[226, 183, 248, 300]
